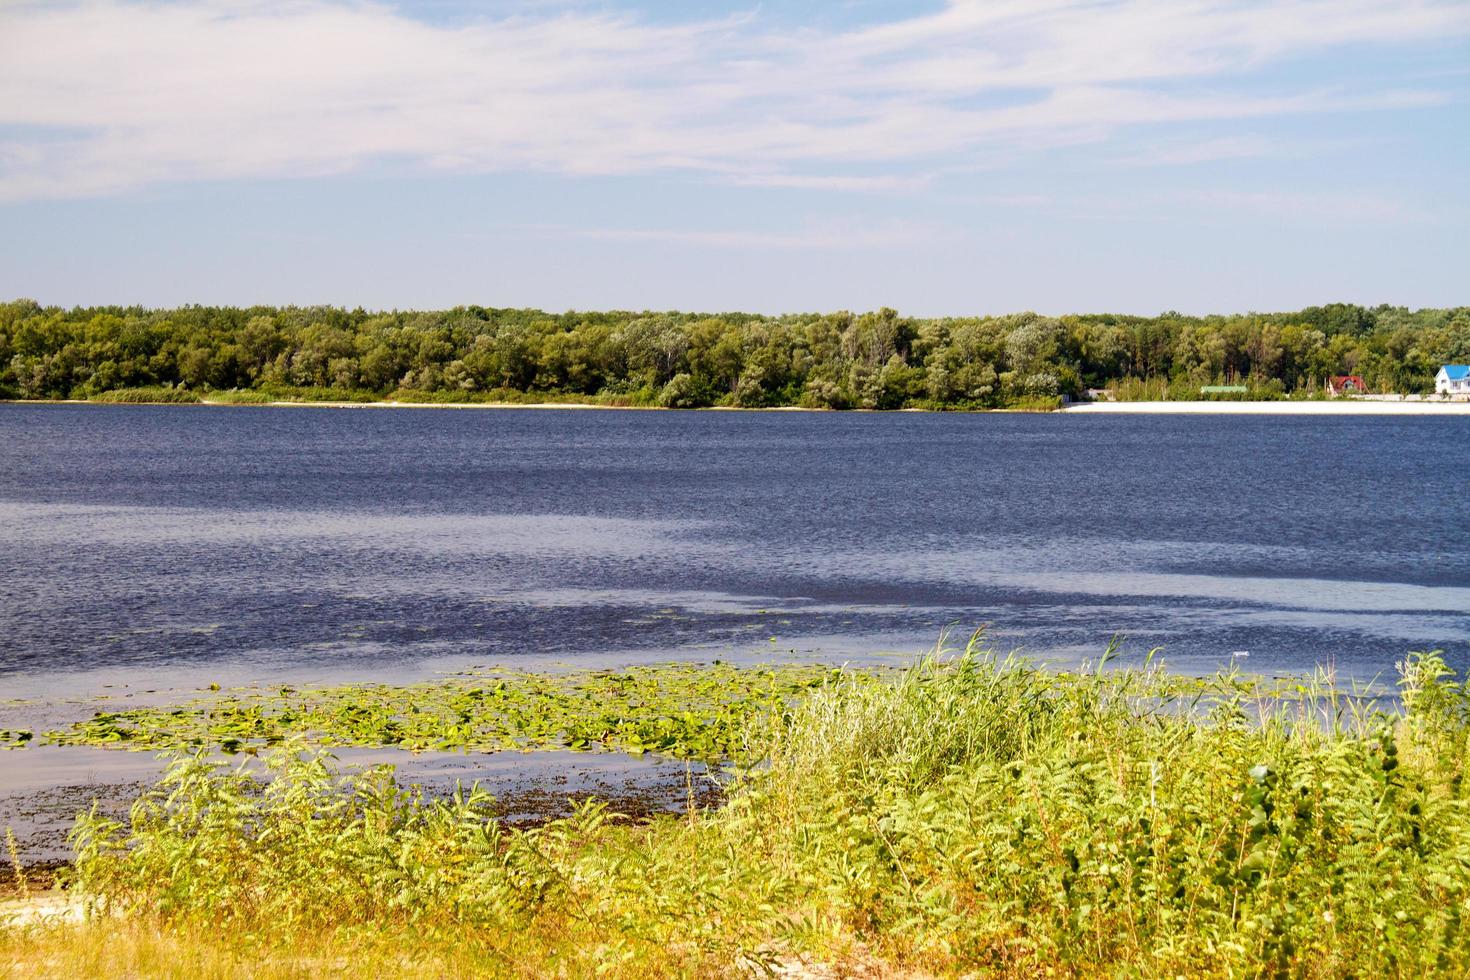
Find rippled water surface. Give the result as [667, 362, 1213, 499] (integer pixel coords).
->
[1, 403, 1466, 688]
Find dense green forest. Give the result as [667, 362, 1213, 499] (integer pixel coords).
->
[2, 299, 1466, 409]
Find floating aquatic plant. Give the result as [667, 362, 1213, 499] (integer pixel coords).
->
[43, 662, 851, 762]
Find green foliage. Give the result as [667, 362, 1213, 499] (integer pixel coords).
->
[5, 300, 1464, 409]
[657, 372, 712, 408]
[52, 644, 1470, 975]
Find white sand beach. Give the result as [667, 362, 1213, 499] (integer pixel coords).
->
[1062, 400, 1470, 415]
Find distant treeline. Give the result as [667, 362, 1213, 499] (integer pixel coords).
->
[2, 299, 1466, 409]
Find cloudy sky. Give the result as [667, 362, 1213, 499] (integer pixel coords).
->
[2, 0, 1467, 314]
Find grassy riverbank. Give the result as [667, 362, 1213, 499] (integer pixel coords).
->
[5, 645, 1470, 976]
[8, 388, 1067, 412]
[21, 387, 1470, 415]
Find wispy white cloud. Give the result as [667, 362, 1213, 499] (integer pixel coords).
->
[1168, 188, 1443, 224]
[1004, 185, 1448, 224]
[521, 219, 954, 250]
[1125, 135, 1278, 166]
[719, 173, 933, 193]
[1, 0, 1466, 201]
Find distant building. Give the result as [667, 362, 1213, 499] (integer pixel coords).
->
[1200, 385, 1248, 396]
[1327, 375, 1366, 396]
[1436, 365, 1470, 395]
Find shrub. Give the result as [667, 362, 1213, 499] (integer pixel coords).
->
[657, 373, 711, 408]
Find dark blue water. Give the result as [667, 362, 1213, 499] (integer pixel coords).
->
[1, 404, 1467, 685]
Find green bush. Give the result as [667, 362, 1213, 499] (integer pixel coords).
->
[658, 373, 713, 408]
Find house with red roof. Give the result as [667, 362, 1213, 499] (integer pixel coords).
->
[1326, 375, 1366, 396]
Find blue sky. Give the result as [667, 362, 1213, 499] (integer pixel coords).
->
[1, 0, 1467, 315]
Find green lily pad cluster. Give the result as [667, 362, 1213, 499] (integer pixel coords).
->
[43, 662, 855, 761]
[0, 728, 33, 749]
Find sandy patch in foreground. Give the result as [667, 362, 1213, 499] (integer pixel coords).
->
[0, 895, 84, 926]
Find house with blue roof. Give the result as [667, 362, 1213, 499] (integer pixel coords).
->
[1436, 365, 1470, 395]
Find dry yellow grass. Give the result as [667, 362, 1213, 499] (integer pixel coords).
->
[0, 917, 728, 979]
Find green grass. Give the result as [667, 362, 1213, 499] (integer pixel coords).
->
[199, 388, 273, 404]
[88, 387, 202, 404]
[8, 642, 1470, 976]
[1003, 394, 1065, 412]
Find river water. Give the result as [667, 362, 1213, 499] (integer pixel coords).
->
[2, 403, 1465, 690]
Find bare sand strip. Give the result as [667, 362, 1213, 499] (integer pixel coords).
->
[18, 398, 827, 412]
[10, 398, 1470, 415]
[251, 399, 640, 410]
[1062, 400, 1470, 415]
[249, 401, 831, 412]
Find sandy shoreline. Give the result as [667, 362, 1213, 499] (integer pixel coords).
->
[8, 397, 1470, 415]
[1062, 400, 1470, 415]
[3, 398, 818, 412]
[258, 399, 650, 410]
